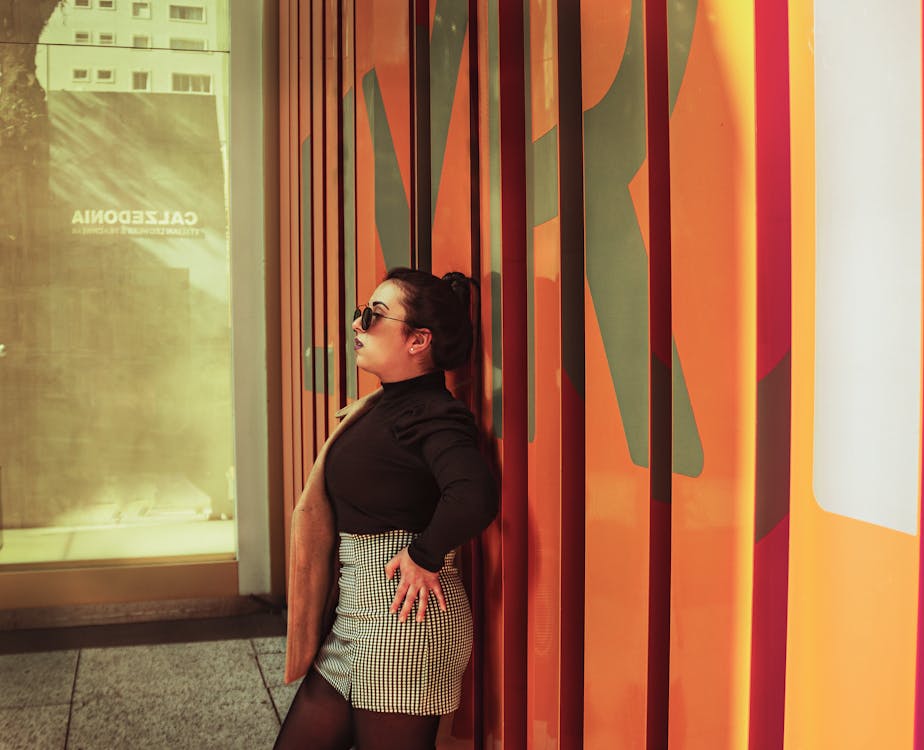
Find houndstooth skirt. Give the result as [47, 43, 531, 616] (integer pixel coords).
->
[313, 530, 473, 715]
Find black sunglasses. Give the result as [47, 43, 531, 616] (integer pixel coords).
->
[353, 305, 414, 331]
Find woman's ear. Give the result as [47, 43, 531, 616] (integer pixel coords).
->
[409, 328, 432, 354]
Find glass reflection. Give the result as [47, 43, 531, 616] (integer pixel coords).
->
[0, 0, 234, 566]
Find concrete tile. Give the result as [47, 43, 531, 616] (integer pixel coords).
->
[74, 640, 266, 702]
[269, 683, 299, 721]
[0, 651, 78, 708]
[68, 689, 279, 750]
[0, 704, 69, 750]
[256, 651, 286, 688]
[251, 635, 285, 654]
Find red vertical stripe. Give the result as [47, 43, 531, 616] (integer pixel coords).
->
[750, 1, 792, 748]
[755, 0, 792, 377]
[644, 0, 672, 746]
[467, 4, 485, 745]
[498, 0, 529, 746]
[557, 1, 586, 745]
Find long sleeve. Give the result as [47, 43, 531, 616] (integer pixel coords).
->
[393, 399, 498, 571]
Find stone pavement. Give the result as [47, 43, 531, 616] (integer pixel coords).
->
[0, 619, 296, 749]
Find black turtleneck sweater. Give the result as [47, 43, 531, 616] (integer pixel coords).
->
[324, 371, 498, 571]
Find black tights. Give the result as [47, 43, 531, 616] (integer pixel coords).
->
[273, 669, 441, 750]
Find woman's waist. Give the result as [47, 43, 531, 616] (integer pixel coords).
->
[332, 496, 436, 537]
[336, 529, 458, 569]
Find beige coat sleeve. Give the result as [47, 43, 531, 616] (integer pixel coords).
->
[283, 390, 382, 685]
[283, 473, 336, 684]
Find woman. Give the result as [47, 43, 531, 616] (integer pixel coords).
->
[274, 268, 498, 750]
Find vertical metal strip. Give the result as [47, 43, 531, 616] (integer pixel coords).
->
[916, 7, 924, 746]
[299, 0, 313, 407]
[412, 0, 432, 271]
[325, 0, 345, 427]
[293, 0, 307, 474]
[466, 1, 486, 744]
[498, 0, 529, 745]
[311, 0, 327, 453]
[320, 0, 330, 434]
[644, 0, 672, 746]
[556, 1, 585, 747]
[750, 1, 792, 747]
[279, 0, 295, 570]
[342, 0, 358, 403]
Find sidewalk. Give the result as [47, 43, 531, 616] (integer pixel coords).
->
[0, 618, 296, 750]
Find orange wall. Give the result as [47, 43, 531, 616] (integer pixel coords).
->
[278, 1, 924, 748]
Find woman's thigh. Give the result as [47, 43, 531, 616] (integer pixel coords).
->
[273, 669, 353, 750]
[352, 708, 440, 750]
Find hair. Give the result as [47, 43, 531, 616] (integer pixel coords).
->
[385, 267, 477, 371]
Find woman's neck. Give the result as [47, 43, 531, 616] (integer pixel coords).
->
[379, 370, 445, 398]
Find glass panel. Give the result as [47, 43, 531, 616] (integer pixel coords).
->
[0, 1, 234, 567]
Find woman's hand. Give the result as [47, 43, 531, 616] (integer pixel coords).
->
[384, 547, 447, 623]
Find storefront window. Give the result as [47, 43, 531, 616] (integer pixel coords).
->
[0, 0, 234, 566]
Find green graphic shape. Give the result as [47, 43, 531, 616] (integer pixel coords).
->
[583, 0, 703, 476]
[429, 0, 468, 223]
[362, 69, 411, 271]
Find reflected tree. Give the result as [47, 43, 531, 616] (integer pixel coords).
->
[0, 0, 61, 241]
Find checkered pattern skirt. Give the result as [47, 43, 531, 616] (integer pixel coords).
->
[313, 530, 473, 715]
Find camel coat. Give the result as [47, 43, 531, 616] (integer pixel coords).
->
[283, 388, 383, 685]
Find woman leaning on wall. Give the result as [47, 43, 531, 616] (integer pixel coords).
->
[274, 267, 498, 750]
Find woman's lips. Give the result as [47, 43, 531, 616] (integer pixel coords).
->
[354, 338, 363, 350]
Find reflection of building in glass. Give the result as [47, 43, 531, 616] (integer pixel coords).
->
[30, 0, 233, 302]
[0, 0, 237, 539]
[37, 1, 228, 92]
[35, 0, 229, 158]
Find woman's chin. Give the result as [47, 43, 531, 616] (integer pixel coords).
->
[353, 353, 375, 376]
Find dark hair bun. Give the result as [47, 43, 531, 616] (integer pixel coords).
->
[441, 271, 474, 311]
[385, 267, 476, 370]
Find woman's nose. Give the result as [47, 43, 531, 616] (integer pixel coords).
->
[351, 314, 362, 333]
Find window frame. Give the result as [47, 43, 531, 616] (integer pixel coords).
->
[132, 1, 152, 19]
[168, 4, 206, 23]
[74, 31, 92, 44]
[98, 0, 116, 9]
[132, 34, 152, 48]
[72, 67, 91, 82]
[95, 68, 116, 83]
[171, 72, 212, 94]
[169, 37, 207, 51]
[98, 32, 116, 45]
[131, 70, 151, 92]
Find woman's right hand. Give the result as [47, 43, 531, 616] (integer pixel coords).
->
[384, 547, 447, 623]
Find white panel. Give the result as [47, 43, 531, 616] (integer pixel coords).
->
[230, 0, 273, 593]
[814, 0, 922, 534]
